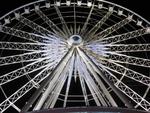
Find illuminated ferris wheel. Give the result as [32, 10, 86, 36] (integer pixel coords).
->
[0, 0, 150, 113]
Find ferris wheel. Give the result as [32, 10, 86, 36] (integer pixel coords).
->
[0, 0, 150, 113]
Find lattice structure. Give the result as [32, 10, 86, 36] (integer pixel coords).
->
[0, 0, 150, 113]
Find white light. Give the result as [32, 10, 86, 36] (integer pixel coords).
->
[127, 15, 133, 20]
[137, 20, 142, 26]
[77, 0, 82, 6]
[146, 27, 150, 33]
[118, 10, 123, 16]
[87, 1, 92, 7]
[108, 7, 113, 12]
[56, 1, 61, 6]
[15, 13, 20, 19]
[66, 0, 71, 6]
[35, 5, 40, 10]
[24, 8, 30, 14]
[4, 18, 10, 24]
[45, 2, 50, 8]
[98, 3, 103, 9]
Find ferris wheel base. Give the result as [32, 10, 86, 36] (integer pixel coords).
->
[26, 107, 149, 113]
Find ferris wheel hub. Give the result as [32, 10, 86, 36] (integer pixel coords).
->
[68, 35, 83, 46]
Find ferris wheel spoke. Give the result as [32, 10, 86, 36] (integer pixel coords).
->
[63, 54, 75, 107]
[76, 55, 91, 106]
[15, 15, 58, 37]
[86, 9, 113, 39]
[78, 48, 118, 107]
[116, 82, 150, 111]
[88, 16, 133, 43]
[108, 43, 150, 52]
[83, 50, 150, 108]
[77, 58, 104, 106]
[77, 25, 81, 35]
[43, 72, 68, 108]
[101, 68, 150, 111]
[0, 58, 48, 85]
[42, 49, 68, 62]
[54, 5, 71, 37]
[46, 60, 71, 108]
[49, 77, 67, 108]
[35, 9, 66, 39]
[102, 60, 150, 86]
[80, 1, 95, 37]
[34, 65, 68, 109]
[73, 2, 77, 34]
[40, 53, 72, 109]
[0, 42, 45, 51]
[83, 76, 101, 106]
[0, 65, 53, 113]
[84, 63, 116, 106]
[0, 25, 47, 43]
[79, 55, 114, 106]
[31, 47, 74, 111]
[0, 51, 44, 66]
[100, 28, 149, 44]
[78, 75, 90, 106]
[107, 53, 150, 68]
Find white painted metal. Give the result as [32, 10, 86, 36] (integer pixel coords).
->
[0, 0, 150, 112]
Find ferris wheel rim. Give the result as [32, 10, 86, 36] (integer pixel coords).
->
[0, 0, 150, 113]
[0, 0, 150, 25]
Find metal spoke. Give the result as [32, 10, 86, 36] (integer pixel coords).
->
[85, 49, 150, 86]
[78, 74, 90, 106]
[77, 56, 90, 106]
[26, 47, 74, 111]
[87, 16, 133, 42]
[116, 81, 150, 111]
[100, 28, 149, 44]
[0, 58, 48, 85]
[76, 54, 91, 106]
[43, 71, 68, 108]
[101, 68, 150, 111]
[78, 48, 120, 107]
[0, 42, 44, 51]
[0, 52, 44, 66]
[0, 55, 64, 113]
[35, 9, 66, 38]
[0, 25, 47, 43]
[76, 55, 104, 106]
[73, 2, 76, 34]
[108, 43, 150, 52]
[16, 15, 57, 37]
[86, 10, 113, 39]
[108, 53, 150, 68]
[102, 60, 150, 86]
[45, 57, 71, 108]
[54, 5, 71, 37]
[0, 65, 53, 113]
[78, 54, 116, 106]
[63, 54, 75, 107]
[80, 1, 95, 37]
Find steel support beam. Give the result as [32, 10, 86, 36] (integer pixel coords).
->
[77, 48, 133, 108]
[20, 47, 74, 112]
